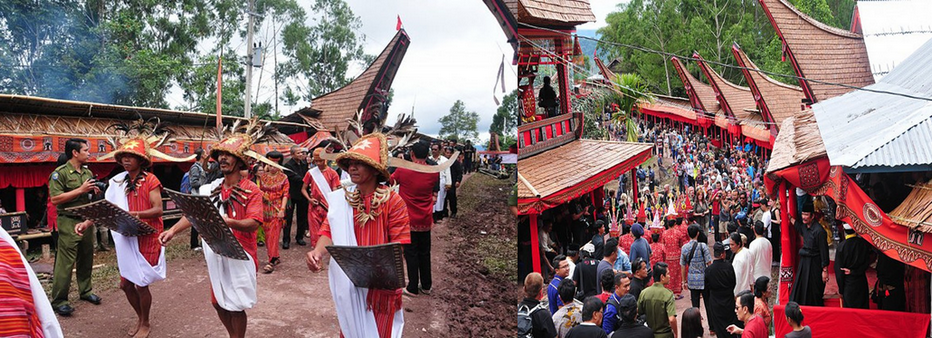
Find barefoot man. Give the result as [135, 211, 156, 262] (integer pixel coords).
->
[76, 123, 192, 337]
[159, 121, 283, 338]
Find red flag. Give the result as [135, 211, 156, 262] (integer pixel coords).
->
[396, 15, 402, 31]
[216, 53, 223, 131]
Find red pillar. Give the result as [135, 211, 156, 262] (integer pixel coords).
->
[631, 168, 639, 208]
[778, 183, 791, 305]
[15, 188, 25, 211]
[530, 213, 541, 274]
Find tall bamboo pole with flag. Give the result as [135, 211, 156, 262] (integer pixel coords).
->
[216, 52, 223, 133]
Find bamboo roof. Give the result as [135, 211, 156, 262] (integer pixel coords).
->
[517, 139, 652, 214]
[671, 57, 722, 118]
[283, 29, 410, 132]
[758, 0, 874, 102]
[890, 181, 932, 233]
[732, 44, 805, 129]
[693, 53, 759, 123]
[766, 108, 827, 173]
[511, 0, 595, 27]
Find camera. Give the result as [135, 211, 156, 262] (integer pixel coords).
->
[90, 180, 108, 201]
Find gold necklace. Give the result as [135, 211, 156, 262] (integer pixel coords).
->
[345, 185, 392, 226]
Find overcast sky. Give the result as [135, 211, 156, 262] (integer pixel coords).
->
[579, 1, 626, 31]
[316, 0, 516, 140]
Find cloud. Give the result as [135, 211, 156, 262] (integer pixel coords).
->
[578, 0, 628, 31]
[343, 0, 517, 138]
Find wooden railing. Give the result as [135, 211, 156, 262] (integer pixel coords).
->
[518, 113, 580, 159]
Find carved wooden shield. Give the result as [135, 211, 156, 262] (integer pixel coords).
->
[326, 242, 405, 290]
[65, 200, 156, 237]
[164, 189, 249, 260]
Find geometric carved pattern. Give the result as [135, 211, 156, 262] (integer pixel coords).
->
[164, 189, 249, 260]
[797, 161, 821, 189]
[65, 200, 156, 237]
[326, 242, 405, 290]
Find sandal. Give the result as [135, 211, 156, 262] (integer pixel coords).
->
[271, 258, 281, 266]
[262, 263, 274, 274]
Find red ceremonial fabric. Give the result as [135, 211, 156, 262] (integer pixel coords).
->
[259, 171, 289, 261]
[303, 167, 341, 246]
[773, 304, 929, 338]
[391, 167, 439, 232]
[0, 242, 43, 338]
[319, 189, 411, 338]
[765, 158, 932, 272]
[221, 178, 263, 268]
[126, 172, 164, 266]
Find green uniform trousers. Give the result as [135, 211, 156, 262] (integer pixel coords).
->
[51, 215, 96, 307]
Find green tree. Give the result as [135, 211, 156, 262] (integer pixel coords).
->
[280, 0, 367, 101]
[439, 100, 480, 142]
[490, 90, 518, 138]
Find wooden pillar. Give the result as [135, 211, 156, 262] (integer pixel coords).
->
[530, 213, 541, 274]
[15, 188, 25, 211]
[778, 182, 791, 305]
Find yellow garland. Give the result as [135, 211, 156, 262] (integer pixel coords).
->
[345, 185, 392, 226]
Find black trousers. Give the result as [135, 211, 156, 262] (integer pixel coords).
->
[404, 231, 432, 293]
[283, 196, 309, 244]
[190, 226, 200, 249]
[691, 287, 711, 329]
[445, 186, 458, 217]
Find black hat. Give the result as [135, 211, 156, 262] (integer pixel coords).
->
[802, 199, 815, 213]
[618, 294, 638, 321]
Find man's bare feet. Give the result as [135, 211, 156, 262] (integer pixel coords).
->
[133, 322, 150, 338]
[127, 321, 141, 336]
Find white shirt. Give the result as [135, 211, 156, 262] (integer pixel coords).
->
[566, 258, 576, 282]
[748, 237, 773, 281]
[732, 248, 754, 296]
[761, 210, 773, 238]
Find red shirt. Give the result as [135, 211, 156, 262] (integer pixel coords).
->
[221, 179, 264, 266]
[319, 188, 411, 247]
[742, 315, 768, 338]
[391, 167, 439, 232]
[127, 172, 163, 265]
[303, 167, 341, 216]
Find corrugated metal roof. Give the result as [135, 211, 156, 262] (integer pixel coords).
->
[813, 37, 932, 170]
[856, 0, 932, 81]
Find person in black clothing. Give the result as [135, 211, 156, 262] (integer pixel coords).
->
[444, 147, 463, 218]
[591, 220, 605, 260]
[538, 76, 558, 118]
[789, 200, 829, 306]
[565, 297, 607, 338]
[705, 242, 739, 338]
[463, 140, 476, 173]
[834, 223, 872, 309]
[519, 272, 557, 338]
[610, 294, 652, 338]
[875, 250, 906, 311]
[282, 145, 309, 248]
[573, 244, 600, 301]
[628, 258, 649, 301]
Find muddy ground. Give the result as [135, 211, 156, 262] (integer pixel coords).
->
[52, 172, 517, 337]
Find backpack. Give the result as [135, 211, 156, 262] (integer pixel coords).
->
[517, 302, 545, 338]
[180, 172, 192, 194]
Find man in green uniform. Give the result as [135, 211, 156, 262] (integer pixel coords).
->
[637, 261, 678, 338]
[48, 138, 103, 316]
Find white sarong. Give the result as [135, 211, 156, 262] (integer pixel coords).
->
[199, 179, 257, 312]
[105, 172, 166, 287]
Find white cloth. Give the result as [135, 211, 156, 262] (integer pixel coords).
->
[431, 155, 450, 212]
[326, 185, 404, 338]
[761, 210, 773, 238]
[748, 237, 773, 281]
[198, 179, 257, 312]
[309, 167, 335, 196]
[105, 172, 166, 287]
[0, 228, 63, 338]
[732, 249, 754, 296]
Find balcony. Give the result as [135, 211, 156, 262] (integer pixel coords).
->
[518, 113, 580, 159]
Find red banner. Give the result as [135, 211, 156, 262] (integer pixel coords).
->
[765, 158, 932, 273]
[773, 304, 929, 338]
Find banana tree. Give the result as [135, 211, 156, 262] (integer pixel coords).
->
[608, 73, 652, 142]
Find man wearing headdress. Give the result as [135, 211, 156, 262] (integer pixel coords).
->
[159, 121, 277, 338]
[77, 123, 190, 337]
[258, 151, 289, 273]
[301, 148, 341, 250]
[306, 133, 413, 338]
[48, 138, 102, 316]
[789, 200, 830, 306]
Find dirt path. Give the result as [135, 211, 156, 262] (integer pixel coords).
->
[56, 173, 515, 337]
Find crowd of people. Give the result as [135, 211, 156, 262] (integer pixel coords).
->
[0, 115, 483, 338]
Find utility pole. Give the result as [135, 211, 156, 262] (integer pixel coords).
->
[244, 0, 255, 118]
